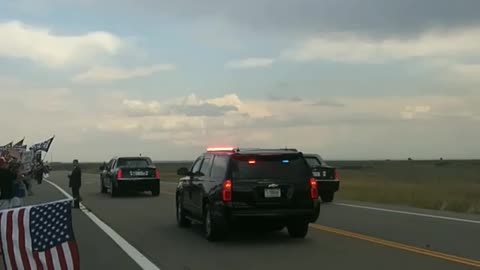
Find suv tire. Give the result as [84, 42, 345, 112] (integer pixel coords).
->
[287, 222, 309, 238]
[204, 204, 226, 241]
[176, 197, 191, 227]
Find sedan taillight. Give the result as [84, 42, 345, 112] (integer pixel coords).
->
[117, 169, 123, 179]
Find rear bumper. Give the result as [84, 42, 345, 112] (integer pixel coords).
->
[214, 201, 321, 225]
[317, 179, 340, 192]
[117, 178, 160, 191]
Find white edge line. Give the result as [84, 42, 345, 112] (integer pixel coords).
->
[44, 179, 161, 270]
[334, 203, 480, 225]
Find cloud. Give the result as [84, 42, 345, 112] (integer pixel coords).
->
[225, 58, 274, 69]
[310, 100, 345, 107]
[450, 64, 480, 80]
[401, 105, 431, 119]
[73, 64, 176, 83]
[122, 94, 239, 117]
[0, 21, 123, 68]
[282, 28, 480, 63]
[52, 0, 480, 39]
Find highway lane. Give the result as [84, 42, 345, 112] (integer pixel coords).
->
[45, 171, 478, 270]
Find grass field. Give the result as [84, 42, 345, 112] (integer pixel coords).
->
[50, 160, 480, 214]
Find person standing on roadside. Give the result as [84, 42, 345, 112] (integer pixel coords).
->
[0, 157, 16, 209]
[68, 159, 82, 208]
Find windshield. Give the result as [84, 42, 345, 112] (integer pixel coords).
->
[231, 154, 310, 180]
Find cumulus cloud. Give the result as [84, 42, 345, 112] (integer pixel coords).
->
[0, 21, 123, 67]
[225, 58, 274, 69]
[73, 64, 176, 83]
[282, 28, 480, 63]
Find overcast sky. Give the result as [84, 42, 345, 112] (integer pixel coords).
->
[1, 0, 479, 161]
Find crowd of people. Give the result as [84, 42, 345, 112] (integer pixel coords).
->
[0, 155, 49, 210]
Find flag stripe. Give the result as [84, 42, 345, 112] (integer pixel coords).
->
[12, 210, 22, 270]
[61, 243, 73, 270]
[33, 253, 42, 270]
[50, 247, 61, 270]
[68, 242, 79, 270]
[45, 250, 54, 270]
[0, 212, 10, 270]
[56, 245, 68, 270]
[1, 211, 12, 270]
[23, 208, 37, 270]
[6, 211, 18, 270]
[17, 209, 32, 270]
[38, 252, 47, 270]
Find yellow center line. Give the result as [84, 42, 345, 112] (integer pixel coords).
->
[310, 224, 480, 268]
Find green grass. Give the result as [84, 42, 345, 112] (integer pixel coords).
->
[50, 160, 480, 214]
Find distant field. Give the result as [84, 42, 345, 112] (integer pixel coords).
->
[50, 160, 480, 214]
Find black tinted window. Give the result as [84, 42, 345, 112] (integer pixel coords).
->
[305, 157, 321, 168]
[117, 158, 152, 168]
[231, 154, 310, 180]
[191, 157, 203, 173]
[200, 157, 212, 176]
[211, 155, 229, 179]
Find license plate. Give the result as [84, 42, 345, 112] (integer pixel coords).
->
[131, 171, 148, 176]
[264, 188, 281, 198]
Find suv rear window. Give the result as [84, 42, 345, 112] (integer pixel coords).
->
[117, 158, 152, 168]
[231, 154, 310, 180]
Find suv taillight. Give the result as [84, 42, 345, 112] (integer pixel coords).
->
[117, 169, 123, 179]
[310, 177, 318, 199]
[334, 169, 339, 180]
[222, 179, 232, 202]
[155, 168, 160, 179]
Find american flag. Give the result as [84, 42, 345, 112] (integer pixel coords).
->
[0, 200, 80, 270]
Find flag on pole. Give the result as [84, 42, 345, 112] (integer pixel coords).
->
[0, 142, 12, 150]
[14, 138, 25, 147]
[30, 136, 55, 153]
[0, 199, 80, 270]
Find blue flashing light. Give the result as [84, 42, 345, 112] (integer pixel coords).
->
[282, 159, 289, 164]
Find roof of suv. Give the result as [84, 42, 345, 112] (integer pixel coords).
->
[205, 148, 301, 156]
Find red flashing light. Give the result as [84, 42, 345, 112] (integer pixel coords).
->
[155, 168, 161, 179]
[222, 179, 232, 202]
[310, 177, 318, 200]
[248, 160, 256, 164]
[207, 147, 235, 152]
[117, 169, 123, 179]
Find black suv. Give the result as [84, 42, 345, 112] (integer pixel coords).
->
[100, 156, 160, 197]
[175, 148, 320, 241]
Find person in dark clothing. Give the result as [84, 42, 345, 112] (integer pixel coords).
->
[68, 159, 82, 208]
[0, 157, 16, 204]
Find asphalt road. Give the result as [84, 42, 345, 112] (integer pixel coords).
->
[20, 171, 480, 270]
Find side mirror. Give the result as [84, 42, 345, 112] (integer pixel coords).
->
[177, 167, 189, 176]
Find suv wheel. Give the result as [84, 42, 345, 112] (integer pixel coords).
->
[204, 205, 226, 241]
[287, 221, 309, 238]
[320, 192, 334, 203]
[176, 197, 191, 227]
